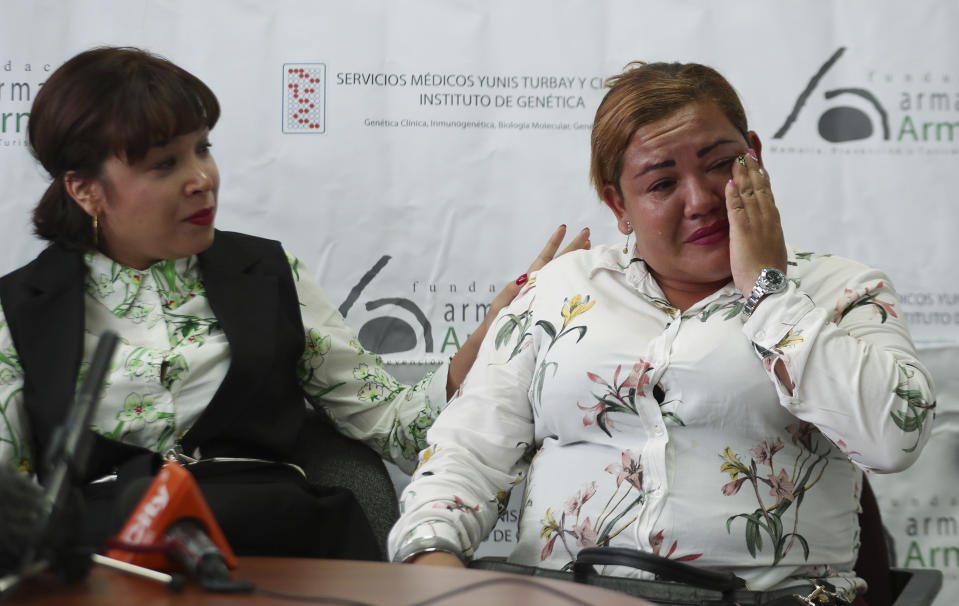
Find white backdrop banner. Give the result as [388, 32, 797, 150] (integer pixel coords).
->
[2, 0, 957, 601]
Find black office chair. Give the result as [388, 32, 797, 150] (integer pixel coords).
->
[856, 477, 942, 606]
[291, 408, 400, 560]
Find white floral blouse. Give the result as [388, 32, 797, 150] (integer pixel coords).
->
[388, 244, 936, 598]
[0, 251, 446, 475]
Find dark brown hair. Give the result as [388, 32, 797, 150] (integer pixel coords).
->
[590, 61, 748, 199]
[29, 46, 220, 250]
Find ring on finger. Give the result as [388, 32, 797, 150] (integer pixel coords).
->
[758, 167, 767, 177]
[737, 155, 747, 166]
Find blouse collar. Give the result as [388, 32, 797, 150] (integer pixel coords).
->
[84, 251, 201, 317]
[588, 244, 741, 314]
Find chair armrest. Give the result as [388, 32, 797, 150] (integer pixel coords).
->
[890, 568, 942, 606]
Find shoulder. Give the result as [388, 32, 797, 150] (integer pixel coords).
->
[1, 244, 83, 300]
[208, 230, 284, 256]
[199, 230, 290, 275]
[787, 245, 881, 278]
[786, 244, 895, 300]
[533, 243, 621, 283]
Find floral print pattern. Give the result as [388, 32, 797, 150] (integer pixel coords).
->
[0, 324, 25, 468]
[650, 529, 702, 561]
[530, 294, 595, 409]
[721, 422, 833, 564]
[392, 244, 933, 595]
[539, 450, 651, 567]
[891, 362, 936, 453]
[832, 282, 936, 452]
[833, 281, 898, 324]
[577, 360, 681, 435]
[1, 248, 445, 473]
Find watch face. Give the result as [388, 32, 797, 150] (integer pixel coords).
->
[760, 268, 786, 292]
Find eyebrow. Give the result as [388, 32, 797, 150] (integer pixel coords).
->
[696, 138, 738, 158]
[635, 159, 674, 177]
[633, 138, 739, 178]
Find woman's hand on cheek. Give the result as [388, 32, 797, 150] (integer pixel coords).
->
[724, 151, 788, 296]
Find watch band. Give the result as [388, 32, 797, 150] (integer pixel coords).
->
[741, 283, 767, 320]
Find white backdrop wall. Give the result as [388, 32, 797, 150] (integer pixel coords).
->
[2, 1, 957, 601]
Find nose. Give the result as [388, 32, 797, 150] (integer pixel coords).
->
[683, 176, 724, 218]
[185, 158, 215, 196]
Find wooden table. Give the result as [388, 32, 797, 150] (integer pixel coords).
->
[4, 557, 655, 605]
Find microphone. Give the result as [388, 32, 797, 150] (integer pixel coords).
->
[107, 460, 250, 592]
[0, 331, 119, 595]
[25, 332, 119, 576]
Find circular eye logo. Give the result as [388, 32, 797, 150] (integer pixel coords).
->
[818, 106, 872, 142]
[774, 47, 889, 143]
[339, 255, 434, 355]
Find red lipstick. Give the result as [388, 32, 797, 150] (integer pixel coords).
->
[186, 208, 215, 226]
[685, 220, 729, 245]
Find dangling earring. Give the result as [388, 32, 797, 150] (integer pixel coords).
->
[623, 221, 632, 254]
[92, 215, 99, 248]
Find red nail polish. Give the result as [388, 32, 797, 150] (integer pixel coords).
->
[515, 273, 528, 286]
[748, 148, 758, 161]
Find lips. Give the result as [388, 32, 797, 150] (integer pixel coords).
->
[186, 208, 215, 226]
[685, 220, 729, 245]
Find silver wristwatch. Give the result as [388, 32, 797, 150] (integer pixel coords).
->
[392, 534, 466, 564]
[740, 268, 787, 320]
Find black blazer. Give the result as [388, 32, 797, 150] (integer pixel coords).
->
[0, 231, 308, 482]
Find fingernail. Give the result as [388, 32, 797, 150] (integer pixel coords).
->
[748, 148, 758, 161]
[728, 179, 736, 188]
[515, 273, 528, 286]
[581, 227, 590, 235]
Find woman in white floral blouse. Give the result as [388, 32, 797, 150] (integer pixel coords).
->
[389, 62, 936, 606]
[0, 46, 586, 560]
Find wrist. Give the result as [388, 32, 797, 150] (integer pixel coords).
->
[740, 267, 787, 320]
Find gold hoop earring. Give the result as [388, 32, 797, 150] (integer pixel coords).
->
[92, 216, 99, 248]
[623, 221, 632, 254]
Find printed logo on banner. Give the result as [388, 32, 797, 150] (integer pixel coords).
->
[338, 255, 498, 361]
[0, 59, 50, 150]
[774, 47, 889, 144]
[772, 46, 958, 148]
[338, 255, 435, 356]
[282, 63, 326, 133]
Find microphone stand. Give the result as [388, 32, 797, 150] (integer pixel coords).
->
[0, 332, 120, 598]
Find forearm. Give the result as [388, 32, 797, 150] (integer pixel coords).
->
[0, 309, 30, 472]
[447, 308, 498, 399]
[446, 276, 524, 399]
[785, 314, 934, 471]
[392, 288, 538, 562]
[745, 275, 935, 472]
[294, 259, 447, 471]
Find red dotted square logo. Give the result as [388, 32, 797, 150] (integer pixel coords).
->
[283, 63, 326, 133]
